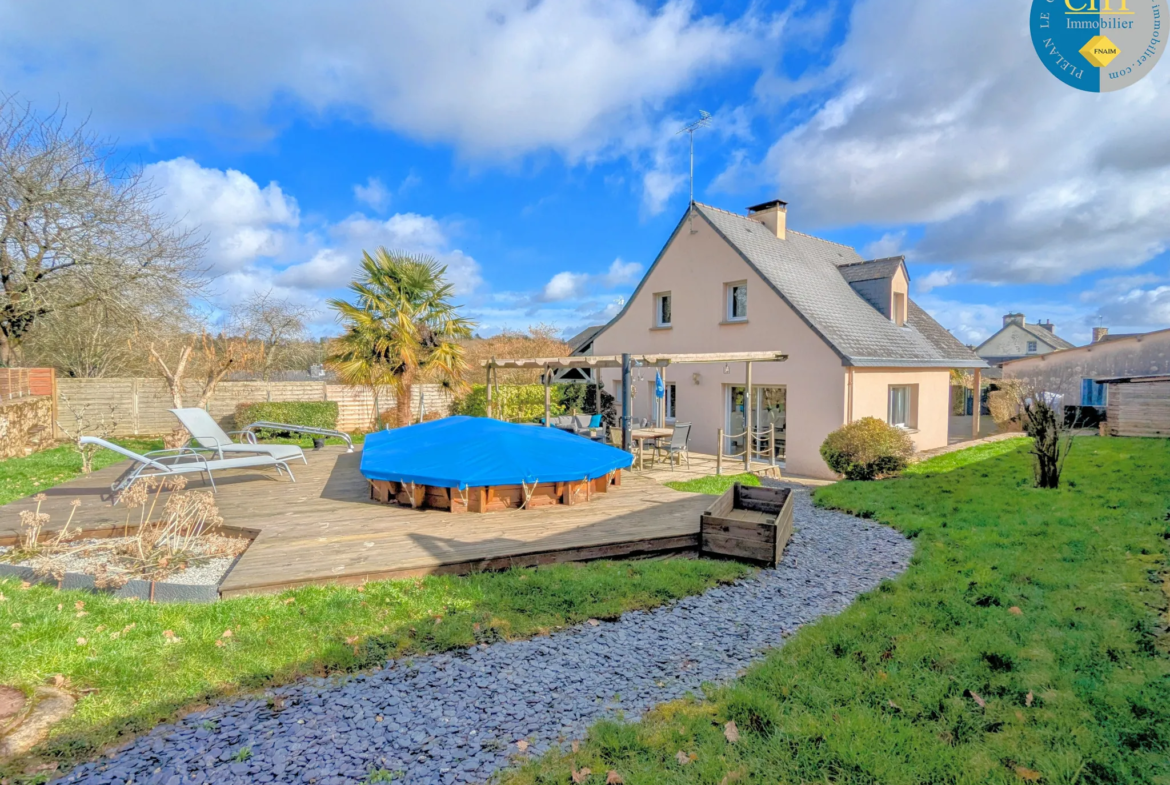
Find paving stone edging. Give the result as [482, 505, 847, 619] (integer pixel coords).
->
[56, 482, 915, 785]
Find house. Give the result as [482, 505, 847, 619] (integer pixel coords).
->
[1002, 327, 1170, 409]
[555, 325, 605, 382]
[590, 201, 986, 480]
[975, 313, 1075, 366]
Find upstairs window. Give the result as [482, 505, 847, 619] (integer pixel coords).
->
[1026, 340, 1038, 354]
[725, 281, 747, 322]
[654, 292, 672, 327]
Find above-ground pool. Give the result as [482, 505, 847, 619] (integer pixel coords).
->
[361, 416, 633, 512]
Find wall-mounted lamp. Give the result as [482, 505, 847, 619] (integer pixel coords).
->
[723, 363, 730, 374]
[692, 372, 702, 385]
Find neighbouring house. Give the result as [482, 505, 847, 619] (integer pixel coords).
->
[555, 325, 605, 383]
[1002, 327, 1170, 411]
[590, 201, 986, 480]
[975, 313, 1076, 367]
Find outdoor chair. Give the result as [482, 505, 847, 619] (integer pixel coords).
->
[656, 422, 691, 470]
[79, 437, 295, 498]
[170, 408, 312, 463]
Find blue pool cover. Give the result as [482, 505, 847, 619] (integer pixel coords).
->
[360, 416, 633, 490]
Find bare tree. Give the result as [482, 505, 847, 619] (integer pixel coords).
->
[149, 328, 264, 411]
[0, 95, 205, 365]
[20, 303, 144, 377]
[1001, 365, 1089, 489]
[237, 291, 313, 380]
[55, 393, 119, 473]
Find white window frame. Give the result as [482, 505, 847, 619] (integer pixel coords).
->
[888, 385, 913, 429]
[725, 281, 747, 322]
[654, 292, 672, 328]
[1026, 340, 1038, 354]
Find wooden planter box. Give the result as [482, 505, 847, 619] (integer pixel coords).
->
[700, 483, 793, 566]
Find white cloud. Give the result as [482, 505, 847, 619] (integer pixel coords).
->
[143, 158, 482, 310]
[603, 258, 642, 287]
[279, 212, 483, 295]
[144, 157, 299, 273]
[540, 272, 591, 302]
[353, 177, 391, 212]
[537, 257, 643, 303]
[1, 0, 757, 161]
[914, 268, 958, 295]
[749, 0, 1170, 285]
[863, 231, 906, 260]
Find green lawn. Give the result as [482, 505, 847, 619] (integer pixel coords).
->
[504, 437, 1170, 785]
[0, 562, 747, 781]
[664, 472, 760, 496]
[0, 439, 163, 507]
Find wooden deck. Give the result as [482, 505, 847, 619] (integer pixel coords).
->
[0, 447, 713, 596]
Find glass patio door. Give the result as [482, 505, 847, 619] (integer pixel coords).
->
[726, 385, 786, 459]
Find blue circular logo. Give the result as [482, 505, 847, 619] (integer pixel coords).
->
[1030, 0, 1165, 91]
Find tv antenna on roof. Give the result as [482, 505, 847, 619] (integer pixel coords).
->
[677, 110, 713, 206]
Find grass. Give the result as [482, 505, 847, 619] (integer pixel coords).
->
[0, 559, 749, 781]
[664, 472, 760, 496]
[0, 439, 163, 507]
[503, 437, 1170, 785]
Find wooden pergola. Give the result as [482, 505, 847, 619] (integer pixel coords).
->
[482, 351, 788, 455]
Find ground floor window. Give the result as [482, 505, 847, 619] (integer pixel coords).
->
[665, 382, 676, 421]
[1081, 378, 1107, 407]
[888, 384, 914, 428]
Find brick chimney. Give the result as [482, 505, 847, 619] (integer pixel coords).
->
[1003, 313, 1025, 328]
[1092, 326, 1109, 343]
[1036, 319, 1055, 333]
[747, 200, 787, 240]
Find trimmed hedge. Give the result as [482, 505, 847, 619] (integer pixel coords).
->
[819, 416, 914, 480]
[234, 401, 339, 438]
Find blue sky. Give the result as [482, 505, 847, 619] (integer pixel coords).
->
[3, 0, 1168, 346]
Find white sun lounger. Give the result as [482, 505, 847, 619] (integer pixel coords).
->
[79, 436, 295, 497]
[169, 408, 308, 464]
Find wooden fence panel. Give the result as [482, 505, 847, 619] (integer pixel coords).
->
[51, 378, 453, 437]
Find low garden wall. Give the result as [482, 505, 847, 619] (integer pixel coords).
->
[0, 396, 54, 459]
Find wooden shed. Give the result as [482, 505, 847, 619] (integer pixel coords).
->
[1097, 374, 1170, 437]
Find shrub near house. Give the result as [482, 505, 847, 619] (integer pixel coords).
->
[819, 417, 914, 480]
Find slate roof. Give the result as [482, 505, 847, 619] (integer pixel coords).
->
[566, 324, 605, 354]
[691, 204, 985, 368]
[1016, 323, 1075, 351]
[837, 257, 905, 283]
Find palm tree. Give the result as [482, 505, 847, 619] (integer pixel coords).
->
[327, 249, 473, 428]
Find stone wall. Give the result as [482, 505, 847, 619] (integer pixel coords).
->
[0, 396, 54, 459]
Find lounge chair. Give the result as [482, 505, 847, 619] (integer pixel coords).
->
[79, 437, 295, 496]
[170, 408, 308, 463]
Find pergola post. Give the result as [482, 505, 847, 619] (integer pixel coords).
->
[621, 353, 632, 452]
[594, 372, 601, 416]
[744, 361, 753, 471]
[972, 367, 982, 438]
[485, 360, 493, 419]
[543, 369, 551, 427]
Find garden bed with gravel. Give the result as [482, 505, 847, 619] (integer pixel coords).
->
[56, 481, 914, 785]
[0, 481, 253, 603]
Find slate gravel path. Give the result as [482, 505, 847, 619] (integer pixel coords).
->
[58, 482, 912, 785]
